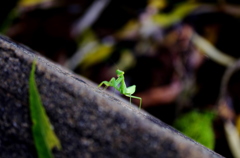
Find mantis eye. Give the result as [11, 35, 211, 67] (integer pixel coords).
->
[116, 69, 124, 76]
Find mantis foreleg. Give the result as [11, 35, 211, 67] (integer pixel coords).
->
[98, 78, 117, 89]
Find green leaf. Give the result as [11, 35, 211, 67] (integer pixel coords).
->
[29, 60, 61, 158]
[153, 3, 199, 27]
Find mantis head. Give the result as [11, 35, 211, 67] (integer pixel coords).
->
[116, 69, 124, 77]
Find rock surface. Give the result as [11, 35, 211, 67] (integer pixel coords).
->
[0, 35, 223, 158]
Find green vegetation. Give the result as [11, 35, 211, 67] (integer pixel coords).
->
[29, 60, 61, 158]
[173, 110, 216, 149]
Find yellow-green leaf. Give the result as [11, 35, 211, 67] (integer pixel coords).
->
[153, 3, 199, 27]
[80, 43, 114, 70]
[29, 60, 61, 158]
[18, 0, 53, 7]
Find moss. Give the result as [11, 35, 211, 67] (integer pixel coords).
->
[173, 110, 216, 149]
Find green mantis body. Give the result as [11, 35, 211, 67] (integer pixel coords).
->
[98, 69, 142, 108]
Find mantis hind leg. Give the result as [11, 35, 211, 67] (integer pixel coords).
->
[126, 94, 142, 109]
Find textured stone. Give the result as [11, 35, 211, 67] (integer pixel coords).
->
[0, 35, 223, 158]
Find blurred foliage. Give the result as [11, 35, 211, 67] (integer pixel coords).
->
[153, 3, 199, 27]
[173, 110, 216, 149]
[237, 115, 240, 135]
[148, 0, 167, 9]
[0, 9, 18, 34]
[80, 42, 114, 70]
[19, 0, 53, 7]
[2, 0, 240, 157]
[0, 0, 19, 32]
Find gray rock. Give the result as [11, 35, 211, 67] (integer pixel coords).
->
[0, 35, 223, 158]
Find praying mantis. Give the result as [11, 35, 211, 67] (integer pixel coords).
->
[98, 69, 142, 108]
